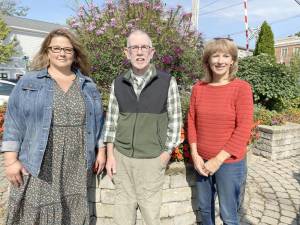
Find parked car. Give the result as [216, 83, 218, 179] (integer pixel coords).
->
[0, 80, 16, 106]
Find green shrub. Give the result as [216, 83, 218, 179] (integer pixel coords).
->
[237, 54, 300, 111]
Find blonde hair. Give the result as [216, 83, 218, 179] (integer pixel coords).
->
[202, 38, 238, 83]
[30, 28, 90, 75]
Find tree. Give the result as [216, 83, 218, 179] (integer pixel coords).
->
[295, 31, 300, 37]
[0, 0, 28, 16]
[0, 17, 16, 63]
[69, 0, 203, 92]
[254, 21, 275, 58]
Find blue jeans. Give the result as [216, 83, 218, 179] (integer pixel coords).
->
[195, 159, 247, 225]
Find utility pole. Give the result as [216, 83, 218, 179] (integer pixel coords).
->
[243, 0, 249, 51]
[192, 0, 200, 31]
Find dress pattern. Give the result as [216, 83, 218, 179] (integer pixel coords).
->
[6, 78, 91, 225]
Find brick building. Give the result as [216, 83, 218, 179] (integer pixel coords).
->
[275, 36, 300, 64]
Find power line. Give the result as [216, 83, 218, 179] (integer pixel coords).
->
[199, 0, 253, 16]
[201, 0, 219, 10]
[208, 13, 300, 39]
[294, 0, 300, 5]
[270, 13, 300, 25]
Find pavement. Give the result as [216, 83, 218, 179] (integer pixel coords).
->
[0, 153, 299, 225]
[240, 154, 300, 225]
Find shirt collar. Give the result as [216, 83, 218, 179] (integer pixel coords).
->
[124, 64, 157, 81]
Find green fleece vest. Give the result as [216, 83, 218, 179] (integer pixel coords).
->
[114, 69, 171, 158]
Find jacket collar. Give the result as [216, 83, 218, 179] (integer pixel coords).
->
[36, 68, 91, 83]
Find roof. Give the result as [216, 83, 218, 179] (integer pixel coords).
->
[275, 36, 300, 47]
[1, 15, 66, 34]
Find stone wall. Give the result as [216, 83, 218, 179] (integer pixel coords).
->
[253, 122, 300, 160]
[88, 162, 200, 225]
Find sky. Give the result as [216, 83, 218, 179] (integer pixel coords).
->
[19, 0, 300, 49]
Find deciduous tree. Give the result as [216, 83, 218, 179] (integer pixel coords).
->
[0, 0, 28, 16]
[0, 17, 16, 63]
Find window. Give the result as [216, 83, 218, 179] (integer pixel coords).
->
[0, 82, 15, 95]
[0, 72, 8, 79]
[293, 47, 300, 56]
[281, 48, 288, 57]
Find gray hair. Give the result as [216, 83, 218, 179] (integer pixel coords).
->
[126, 30, 152, 47]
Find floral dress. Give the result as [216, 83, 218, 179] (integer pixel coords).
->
[6, 78, 91, 225]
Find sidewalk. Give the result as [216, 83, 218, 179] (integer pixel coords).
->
[0, 153, 299, 225]
[241, 154, 300, 225]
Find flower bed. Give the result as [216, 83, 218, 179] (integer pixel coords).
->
[0, 105, 6, 139]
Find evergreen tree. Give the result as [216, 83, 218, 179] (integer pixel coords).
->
[295, 31, 300, 37]
[0, 17, 16, 63]
[254, 21, 275, 57]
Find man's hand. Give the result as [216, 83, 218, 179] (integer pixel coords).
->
[105, 143, 116, 179]
[160, 151, 171, 167]
[94, 147, 106, 175]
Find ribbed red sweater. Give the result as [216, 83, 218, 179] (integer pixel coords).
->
[187, 79, 254, 163]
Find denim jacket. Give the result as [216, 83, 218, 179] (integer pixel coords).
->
[1, 68, 104, 177]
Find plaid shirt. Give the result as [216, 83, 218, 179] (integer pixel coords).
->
[103, 65, 182, 153]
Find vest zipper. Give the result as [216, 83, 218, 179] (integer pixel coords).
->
[131, 84, 138, 157]
[131, 112, 138, 157]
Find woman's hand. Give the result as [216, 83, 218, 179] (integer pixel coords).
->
[204, 157, 222, 176]
[5, 160, 28, 187]
[190, 143, 209, 176]
[204, 150, 231, 175]
[94, 147, 106, 175]
[192, 152, 209, 177]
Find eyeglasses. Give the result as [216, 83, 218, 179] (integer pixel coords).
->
[127, 45, 152, 53]
[48, 46, 74, 54]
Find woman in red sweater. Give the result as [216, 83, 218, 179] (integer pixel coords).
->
[188, 38, 253, 225]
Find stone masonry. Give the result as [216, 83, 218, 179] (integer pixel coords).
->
[253, 123, 300, 160]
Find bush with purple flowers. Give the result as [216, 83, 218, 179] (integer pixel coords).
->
[69, 0, 203, 93]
